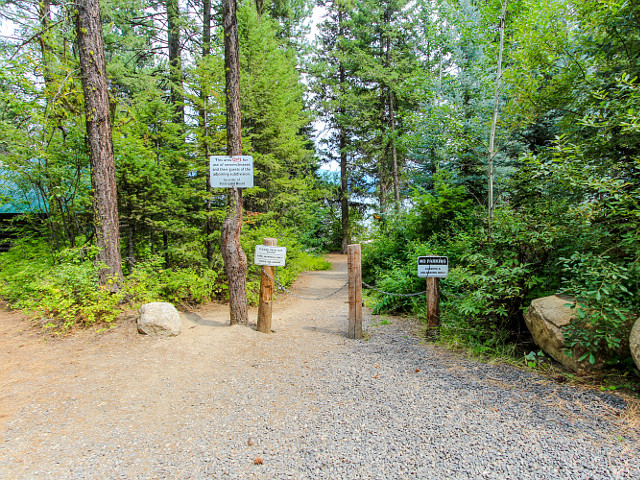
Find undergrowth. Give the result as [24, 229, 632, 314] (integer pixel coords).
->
[0, 234, 330, 332]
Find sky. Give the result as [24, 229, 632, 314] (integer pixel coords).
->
[0, 5, 338, 170]
[307, 6, 339, 172]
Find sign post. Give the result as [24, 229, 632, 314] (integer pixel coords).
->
[417, 256, 448, 337]
[426, 277, 440, 336]
[257, 238, 276, 333]
[348, 244, 363, 339]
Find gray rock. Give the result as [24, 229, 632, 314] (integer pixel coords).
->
[524, 295, 600, 373]
[137, 302, 182, 337]
[630, 317, 640, 372]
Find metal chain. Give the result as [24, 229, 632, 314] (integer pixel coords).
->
[260, 269, 426, 300]
[261, 268, 349, 301]
[362, 281, 427, 297]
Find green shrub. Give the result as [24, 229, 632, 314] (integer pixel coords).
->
[0, 240, 226, 329]
[0, 228, 332, 330]
[439, 253, 543, 343]
[560, 252, 638, 365]
[241, 220, 331, 303]
[0, 240, 121, 329]
[122, 257, 224, 307]
[362, 198, 560, 360]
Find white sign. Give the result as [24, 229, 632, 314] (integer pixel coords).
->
[417, 256, 449, 278]
[254, 245, 287, 267]
[210, 155, 254, 188]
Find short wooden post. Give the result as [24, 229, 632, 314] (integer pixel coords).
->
[426, 277, 440, 337]
[347, 244, 363, 339]
[257, 237, 276, 333]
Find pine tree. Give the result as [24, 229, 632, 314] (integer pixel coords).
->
[221, 0, 249, 326]
[238, 3, 315, 218]
[75, 0, 124, 286]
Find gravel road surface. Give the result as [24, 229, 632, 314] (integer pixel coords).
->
[0, 255, 638, 479]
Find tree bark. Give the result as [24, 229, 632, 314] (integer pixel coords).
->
[166, 0, 184, 122]
[255, 0, 264, 17]
[338, 9, 349, 254]
[38, 0, 53, 88]
[339, 118, 349, 254]
[201, 0, 214, 264]
[379, 21, 388, 213]
[488, 1, 508, 225]
[221, 0, 248, 325]
[75, 0, 124, 287]
[388, 90, 400, 207]
[384, 7, 401, 208]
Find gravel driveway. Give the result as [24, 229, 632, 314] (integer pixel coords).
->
[0, 254, 638, 479]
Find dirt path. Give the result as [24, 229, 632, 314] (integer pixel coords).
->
[1, 254, 638, 479]
[0, 254, 354, 426]
[0, 254, 369, 477]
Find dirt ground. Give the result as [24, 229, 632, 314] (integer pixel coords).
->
[1, 254, 639, 479]
[0, 254, 358, 438]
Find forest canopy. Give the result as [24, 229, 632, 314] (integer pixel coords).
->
[0, 0, 638, 373]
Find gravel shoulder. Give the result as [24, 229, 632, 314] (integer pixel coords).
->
[0, 254, 639, 479]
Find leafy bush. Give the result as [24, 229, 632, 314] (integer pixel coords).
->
[560, 252, 638, 365]
[123, 256, 224, 307]
[362, 189, 565, 361]
[0, 226, 332, 330]
[0, 240, 122, 329]
[439, 253, 542, 346]
[241, 220, 331, 303]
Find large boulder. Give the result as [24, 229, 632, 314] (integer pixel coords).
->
[524, 295, 600, 373]
[137, 302, 182, 337]
[631, 318, 640, 372]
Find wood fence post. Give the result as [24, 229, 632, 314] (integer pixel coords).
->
[426, 277, 440, 337]
[257, 237, 276, 333]
[347, 244, 363, 339]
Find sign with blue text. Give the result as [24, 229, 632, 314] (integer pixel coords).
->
[417, 256, 449, 278]
[255, 245, 287, 267]
[210, 155, 254, 188]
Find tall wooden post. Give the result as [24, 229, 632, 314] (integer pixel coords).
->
[348, 244, 363, 339]
[426, 277, 440, 337]
[257, 238, 276, 333]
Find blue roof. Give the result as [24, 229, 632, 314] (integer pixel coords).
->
[0, 169, 43, 214]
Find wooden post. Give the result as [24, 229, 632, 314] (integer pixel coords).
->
[257, 238, 276, 333]
[347, 244, 363, 339]
[426, 277, 440, 337]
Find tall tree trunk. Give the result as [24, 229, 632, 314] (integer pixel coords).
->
[166, 0, 184, 122]
[339, 120, 349, 254]
[38, 0, 53, 88]
[379, 21, 388, 213]
[75, 0, 124, 287]
[255, 0, 264, 17]
[384, 7, 401, 209]
[488, 1, 507, 224]
[379, 180, 388, 215]
[202, 0, 214, 264]
[221, 0, 248, 326]
[338, 8, 349, 254]
[126, 209, 136, 270]
[164, 0, 184, 264]
[38, 0, 59, 244]
[388, 84, 400, 208]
